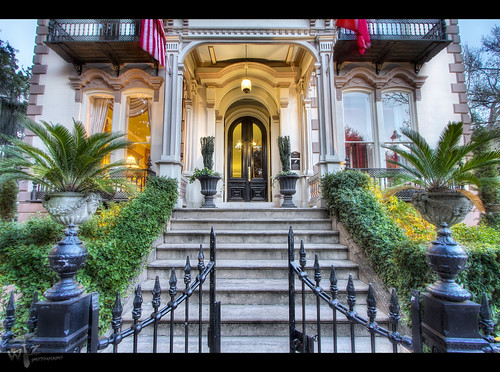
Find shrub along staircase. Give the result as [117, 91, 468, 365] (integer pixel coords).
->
[116, 206, 394, 353]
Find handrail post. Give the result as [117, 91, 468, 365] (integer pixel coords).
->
[288, 226, 296, 353]
[208, 226, 221, 352]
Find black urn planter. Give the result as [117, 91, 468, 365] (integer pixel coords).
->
[197, 175, 221, 208]
[44, 224, 88, 301]
[278, 174, 300, 208]
[425, 222, 471, 302]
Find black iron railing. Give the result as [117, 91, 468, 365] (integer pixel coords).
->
[30, 167, 155, 202]
[89, 227, 220, 353]
[287, 226, 418, 353]
[47, 19, 141, 43]
[337, 19, 447, 41]
[287, 226, 499, 353]
[1, 227, 221, 354]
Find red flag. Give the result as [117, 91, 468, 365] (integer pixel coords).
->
[337, 19, 371, 56]
[140, 19, 166, 66]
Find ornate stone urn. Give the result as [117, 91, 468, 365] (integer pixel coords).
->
[278, 173, 300, 208]
[42, 192, 101, 226]
[197, 175, 221, 208]
[411, 191, 473, 227]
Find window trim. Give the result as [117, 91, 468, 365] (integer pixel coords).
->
[342, 88, 417, 169]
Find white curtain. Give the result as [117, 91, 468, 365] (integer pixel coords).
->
[88, 98, 111, 135]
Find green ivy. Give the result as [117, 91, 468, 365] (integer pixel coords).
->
[1, 176, 178, 335]
[78, 176, 178, 332]
[321, 170, 499, 333]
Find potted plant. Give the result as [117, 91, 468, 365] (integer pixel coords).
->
[189, 136, 221, 208]
[382, 121, 500, 227]
[275, 135, 299, 208]
[0, 118, 135, 226]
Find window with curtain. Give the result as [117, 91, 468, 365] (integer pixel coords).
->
[343, 91, 375, 168]
[88, 96, 113, 164]
[343, 90, 415, 169]
[88, 97, 113, 135]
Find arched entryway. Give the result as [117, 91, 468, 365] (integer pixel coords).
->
[227, 116, 268, 202]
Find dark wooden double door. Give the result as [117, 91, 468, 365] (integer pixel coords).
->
[227, 117, 268, 202]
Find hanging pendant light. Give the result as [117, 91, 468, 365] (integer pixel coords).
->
[241, 45, 251, 94]
[241, 77, 252, 94]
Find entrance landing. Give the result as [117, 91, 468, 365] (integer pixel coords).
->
[214, 202, 277, 209]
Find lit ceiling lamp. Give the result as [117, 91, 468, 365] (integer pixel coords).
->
[241, 45, 251, 94]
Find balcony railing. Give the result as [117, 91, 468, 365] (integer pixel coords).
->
[337, 19, 447, 41]
[45, 19, 157, 71]
[334, 19, 451, 72]
[47, 19, 141, 43]
[30, 168, 155, 203]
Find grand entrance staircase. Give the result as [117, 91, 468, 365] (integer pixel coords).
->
[116, 205, 394, 353]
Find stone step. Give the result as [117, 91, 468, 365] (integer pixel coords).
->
[111, 207, 388, 353]
[147, 259, 359, 280]
[169, 218, 333, 231]
[171, 207, 330, 220]
[120, 303, 389, 337]
[156, 243, 349, 260]
[163, 229, 339, 244]
[130, 277, 370, 305]
[99, 335, 400, 353]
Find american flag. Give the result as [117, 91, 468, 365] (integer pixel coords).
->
[336, 19, 371, 56]
[139, 19, 166, 66]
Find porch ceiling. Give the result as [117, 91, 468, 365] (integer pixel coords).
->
[193, 43, 303, 67]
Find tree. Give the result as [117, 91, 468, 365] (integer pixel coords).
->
[463, 26, 500, 227]
[0, 40, 32, 220]
[463, 26, 500, 129]
[0, 40, 31, 147]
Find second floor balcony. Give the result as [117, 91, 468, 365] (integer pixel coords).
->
[334, 19, 451, 73]
[45, 19, 159, 73]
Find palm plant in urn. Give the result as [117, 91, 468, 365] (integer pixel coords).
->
[382, 122, 500, 302]
[0, 118, 135, 226]
[382, 122, 500, 228]
[276, 135, 299, 208]
[0, 118, 136, 301]
[189, 136, 221, 208]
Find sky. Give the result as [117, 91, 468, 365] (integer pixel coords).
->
[0, 19, 499, 71]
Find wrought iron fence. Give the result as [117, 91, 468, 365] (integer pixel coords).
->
[89, 227, 220, 353]
[1, 227, 220, 354]
[287, 226, 499, 353]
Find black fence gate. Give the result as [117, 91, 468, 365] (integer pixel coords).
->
[1, 226, 220, 354]
[2, 223, 500, 354]
[287, 226, 499, 353]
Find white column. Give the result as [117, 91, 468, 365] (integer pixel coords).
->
[157, 51, 184, 181]
[316, 42, 343, 175]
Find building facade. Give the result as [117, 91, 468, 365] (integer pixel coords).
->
[18, 19, 470, 218]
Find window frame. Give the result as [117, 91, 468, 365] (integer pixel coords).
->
[342, 88, 417, 169]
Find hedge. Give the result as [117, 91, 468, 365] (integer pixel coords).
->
[1, 176, 178, 335]
[321, 170, 499, 332]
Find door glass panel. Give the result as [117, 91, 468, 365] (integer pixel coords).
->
[232, 123, 242, 178]
[252, 123, 263, 178]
